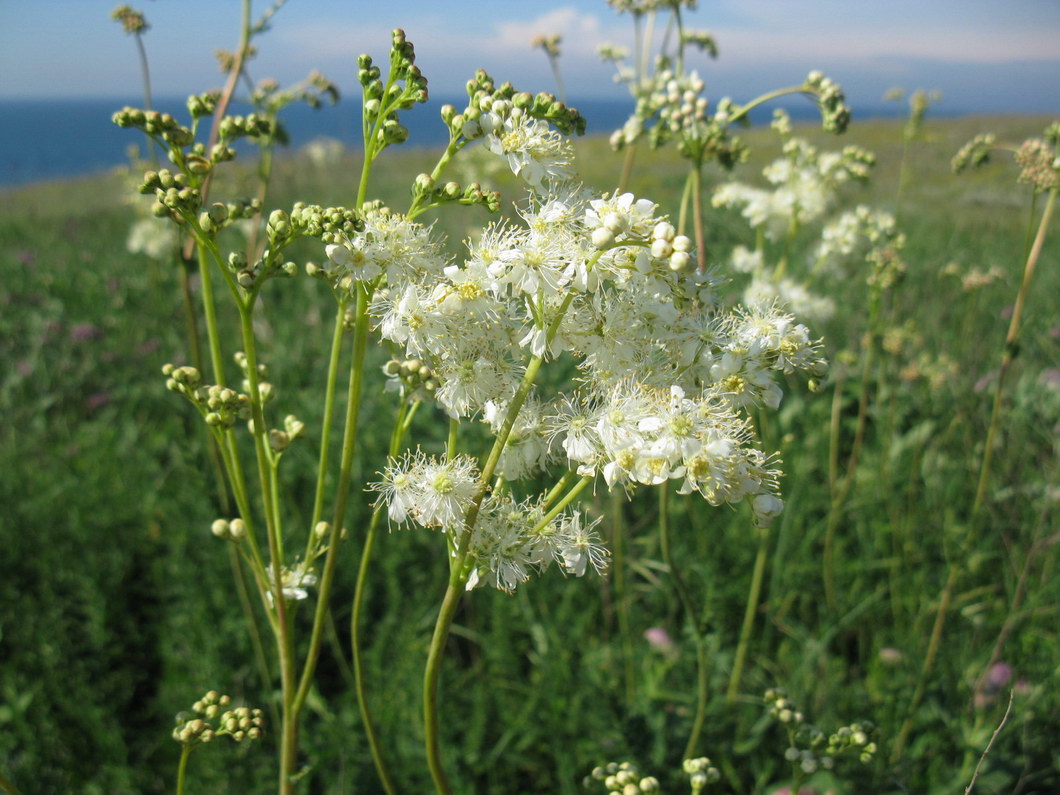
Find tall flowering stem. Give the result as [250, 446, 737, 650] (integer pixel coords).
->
[351, 400, 420, 795]
[726, 524, 770, 703]
[972, 186, 1056, 517]
[423, 353, 546, 795]
[658, 483, 710, 758]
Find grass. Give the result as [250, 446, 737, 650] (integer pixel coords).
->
[1, 112, 1057, 794]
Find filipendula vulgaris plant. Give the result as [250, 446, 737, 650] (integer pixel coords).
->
[882, 87, 941, 221]
[115, 16, 583, 792]
[362, 67, 828, 795]
[116, 9, 828, 791]
[885, 120, 1060, 766]
[594, 0, 851, 758]
[713, 108, 879, 324]
[706, 107, 910, 614]
[599, 1, 851, 272]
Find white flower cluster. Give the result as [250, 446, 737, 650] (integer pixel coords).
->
[814, 205, 901, 278]
[549, 382, 784, 528]
[127, 216, 179, 260]
[481, 109, 575, 190]
[713, 138, 874, 239]
[743, 275, 836, 324]
[329, 174, 824, 587]
[325, 208, 447, 285]
[465, 495, 609, 592]
[372, 451, 609, 592]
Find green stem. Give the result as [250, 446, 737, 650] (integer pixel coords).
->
[236, 299, 295, 794]
[529, 475, 592, 535]
[228, 543, 279, 727]
[424, 356, 547, 793]
[892, 563, 959, 762]
[446, 416, 459, 461]
[350, 400, 418, 795]
[894, 137, 910, 223]
[195, 243, 227, 387]
[175, 745, 191, 795]
[541, 470, 576, 512]
[610, 490, 636, 705]
[727, 525, 769, 703]
[618, 142, 638, 194]
[423, 582, 463, 795]
[728, 85, 811, 125]
[972, 187, 1056, 517]
[292, 284, 372, 716]
[308, 299, 348, 555]
[547, 54, 566, 105]
[659, 484, 709, 758]
[422, 285, 582, 791]
[690, 160, 707, 272]
[132, 32, 159, 168]
[245, 143, 276, 262]
[676, 168, 694, 237]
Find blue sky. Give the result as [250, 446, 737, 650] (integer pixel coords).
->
[1, 0, 1058, 112]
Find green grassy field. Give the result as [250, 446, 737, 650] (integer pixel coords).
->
[1, 112, 1057, 793]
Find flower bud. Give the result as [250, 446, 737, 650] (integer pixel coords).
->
[669, 251, 691, 271]
[591, 227, 614, 249]
[211, 519, 230, 538]
[650, 239, 673, 259]
[229, 519, 246, 540]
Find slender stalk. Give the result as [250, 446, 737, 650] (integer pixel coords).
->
[972, 187, 1056, 517]
[891, 563, 959, 763]
[424, 356, 546, 793]
[238, 302, 296, 794]
[610, 489, 636, 704]
[350, 400, 419, 795]
[541, 469, 576, 512]
[618, 143, 638, 194]
[676, 168, 694, 237]
[726, 525, 769, 703]
[293, 285, 372, 716]
[132, 32, 159, 168]
[446, 416, 459, 461]
[195, 244, 228, 387]
[728, 85, 811, 125]
[175, 745, 191, 795]
[690, 160, 707, 272]
[827, 371, 846, 494]
[245, 144, 276, 262]
[181, 0, 253, 261]
[658, 485, 709, 758]
[528, 475, 592, 535]
[894, 135, 911, 224]
[423, 582, 463, 795]
[547, 54, 566, 105]
[228, 544, 279, 727]
[422, 284, 582, 791]
[307, 299, 348, 551]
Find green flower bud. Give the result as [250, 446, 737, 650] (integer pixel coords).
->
[211, 519, 229, 538]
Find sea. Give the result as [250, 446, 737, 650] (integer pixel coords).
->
[0, 96, 893, 189]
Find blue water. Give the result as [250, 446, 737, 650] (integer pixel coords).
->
[0, 96, 885, 188]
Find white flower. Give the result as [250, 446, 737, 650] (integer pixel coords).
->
[266, 562, 318, 604]
[484, 111, 575, 189]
